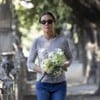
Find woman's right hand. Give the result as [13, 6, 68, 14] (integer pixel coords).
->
[33, 65, 43, 74]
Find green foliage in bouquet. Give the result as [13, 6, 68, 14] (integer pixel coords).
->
[42, 48, 66, 76]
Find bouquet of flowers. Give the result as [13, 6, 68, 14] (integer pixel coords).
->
[41, 48, 66, 77]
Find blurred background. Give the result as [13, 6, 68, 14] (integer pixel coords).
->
[0, 0, 100, 100]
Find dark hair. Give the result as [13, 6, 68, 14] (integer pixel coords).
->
[39, 11, 56, 23]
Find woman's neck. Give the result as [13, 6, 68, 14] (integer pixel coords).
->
[44, 31, 56, 40]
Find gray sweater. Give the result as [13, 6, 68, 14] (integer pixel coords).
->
[27, 34, 72, 83]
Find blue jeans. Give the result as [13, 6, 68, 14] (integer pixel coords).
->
[35, 81, 67, 100]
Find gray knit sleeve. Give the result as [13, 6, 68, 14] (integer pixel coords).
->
[27, 39, 38, 72]
[64, 38, 72, 61]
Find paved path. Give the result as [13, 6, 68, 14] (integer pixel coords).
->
[66, 60, 98, 95]
[67, 84, 98, 95]
[66, 60, 84, 85]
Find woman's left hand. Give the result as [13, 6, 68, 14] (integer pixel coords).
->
[62, 61, 71, 71]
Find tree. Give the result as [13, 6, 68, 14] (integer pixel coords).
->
[63, 0, 100, 95]
[14, 0, 72, 30]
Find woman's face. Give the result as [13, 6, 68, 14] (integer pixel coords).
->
[40, 14, 55, 34]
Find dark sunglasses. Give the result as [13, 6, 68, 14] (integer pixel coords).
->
[40, 19, 54, 25]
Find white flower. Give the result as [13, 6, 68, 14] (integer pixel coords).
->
[41, 48, 66, 76]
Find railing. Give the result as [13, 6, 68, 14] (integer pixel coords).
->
[0, 52, 16, 100]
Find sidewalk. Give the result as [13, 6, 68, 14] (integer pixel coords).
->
[67, 83, 98, 95]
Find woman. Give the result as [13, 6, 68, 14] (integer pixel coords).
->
[27, 11, 72, 100]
